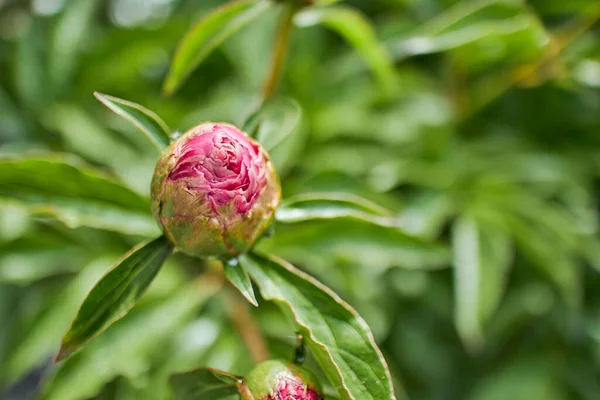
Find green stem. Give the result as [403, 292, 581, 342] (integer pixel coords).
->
[226, 287, 270, 363]
[262, 3, 296, 101]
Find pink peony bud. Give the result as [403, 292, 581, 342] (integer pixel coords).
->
[151, 122, 280, 258]
[239, 360, 323, 400]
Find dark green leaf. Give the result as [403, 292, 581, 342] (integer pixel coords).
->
[0, 84, 29, 141]
[276, 192, 402, 227]
[506, 214, 581, 307]
[163, 0, 272, 94]
[169, 368, 241, 400]
[55, 236, 173, 362]
[224, 259, 258, 306]
[295, 6, 397, 93]
[4, 258, 108, 382]
[240, 253, 398, 400]
[0, 155, 157, 236]
[94, 92, 172, 151]
[242, 97, 302, 151]
[0, 243, 86, 284]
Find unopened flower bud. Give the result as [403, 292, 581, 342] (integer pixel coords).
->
[151, 122, 280, 258]
[239, 359, 323, 400]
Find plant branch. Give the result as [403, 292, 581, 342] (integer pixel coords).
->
[262, 3, 297, 101]
[226, 287, 270, 363]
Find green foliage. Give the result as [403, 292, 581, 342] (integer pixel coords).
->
[3, 0, 600, 399]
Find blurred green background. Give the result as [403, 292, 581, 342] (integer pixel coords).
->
[2, 0, 600, 399]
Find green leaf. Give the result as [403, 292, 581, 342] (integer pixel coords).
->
[43, 279, 220, 400]
[0, 241, 86, 284]
[44, 104, 154, 194]
[484, 191, 581, 306]
[0, 155, 158, 236]
[94, 92, 172, 151]
[390, 0, 548, 72]
[276, 192, 402, 228]
[163, 0, 272, 95]
[240, 253, 398, 400]
[295, 6, 397, 93]
[241, 97, 302, 151]
[224, 259, 258, 306]
[169, 368, 241, 400]
[55, 236, 173, 362]
[452, 215, 512, 352]
[259, 219, 450, 271]
[400, 190, 455, 239]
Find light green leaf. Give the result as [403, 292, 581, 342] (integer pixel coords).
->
[395, 16, 541, 55]
[94, 92, 172, 151]
[169, 368, 241, 400]
[56, 236, 173, 362]
[452, 215, 512, 352]
[242, 97, 302, 151]
[295, 6, 397, 93]
[15, 20, 46, 113]
[276, 192, 402, 228]
[224, 259, 258, 306]
[163, 0, 272, 94]
[0, 241, 86, 284]
[0, 155, 158, 236]
[240, 253, 398, 400]
[400, 190, 455, 239]
[418, 0, 525, 36]
[49, 0, 99, 93]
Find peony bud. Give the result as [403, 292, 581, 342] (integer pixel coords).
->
[151, 122, 280, 259]
[239, 360, 323, 400]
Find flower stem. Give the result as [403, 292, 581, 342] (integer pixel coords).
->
[226, 288, 270, 363]
[262, 3, 296, 101]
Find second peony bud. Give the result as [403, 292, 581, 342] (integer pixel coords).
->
[151, 122, 281, 259]
[239, 360, 323, 400]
